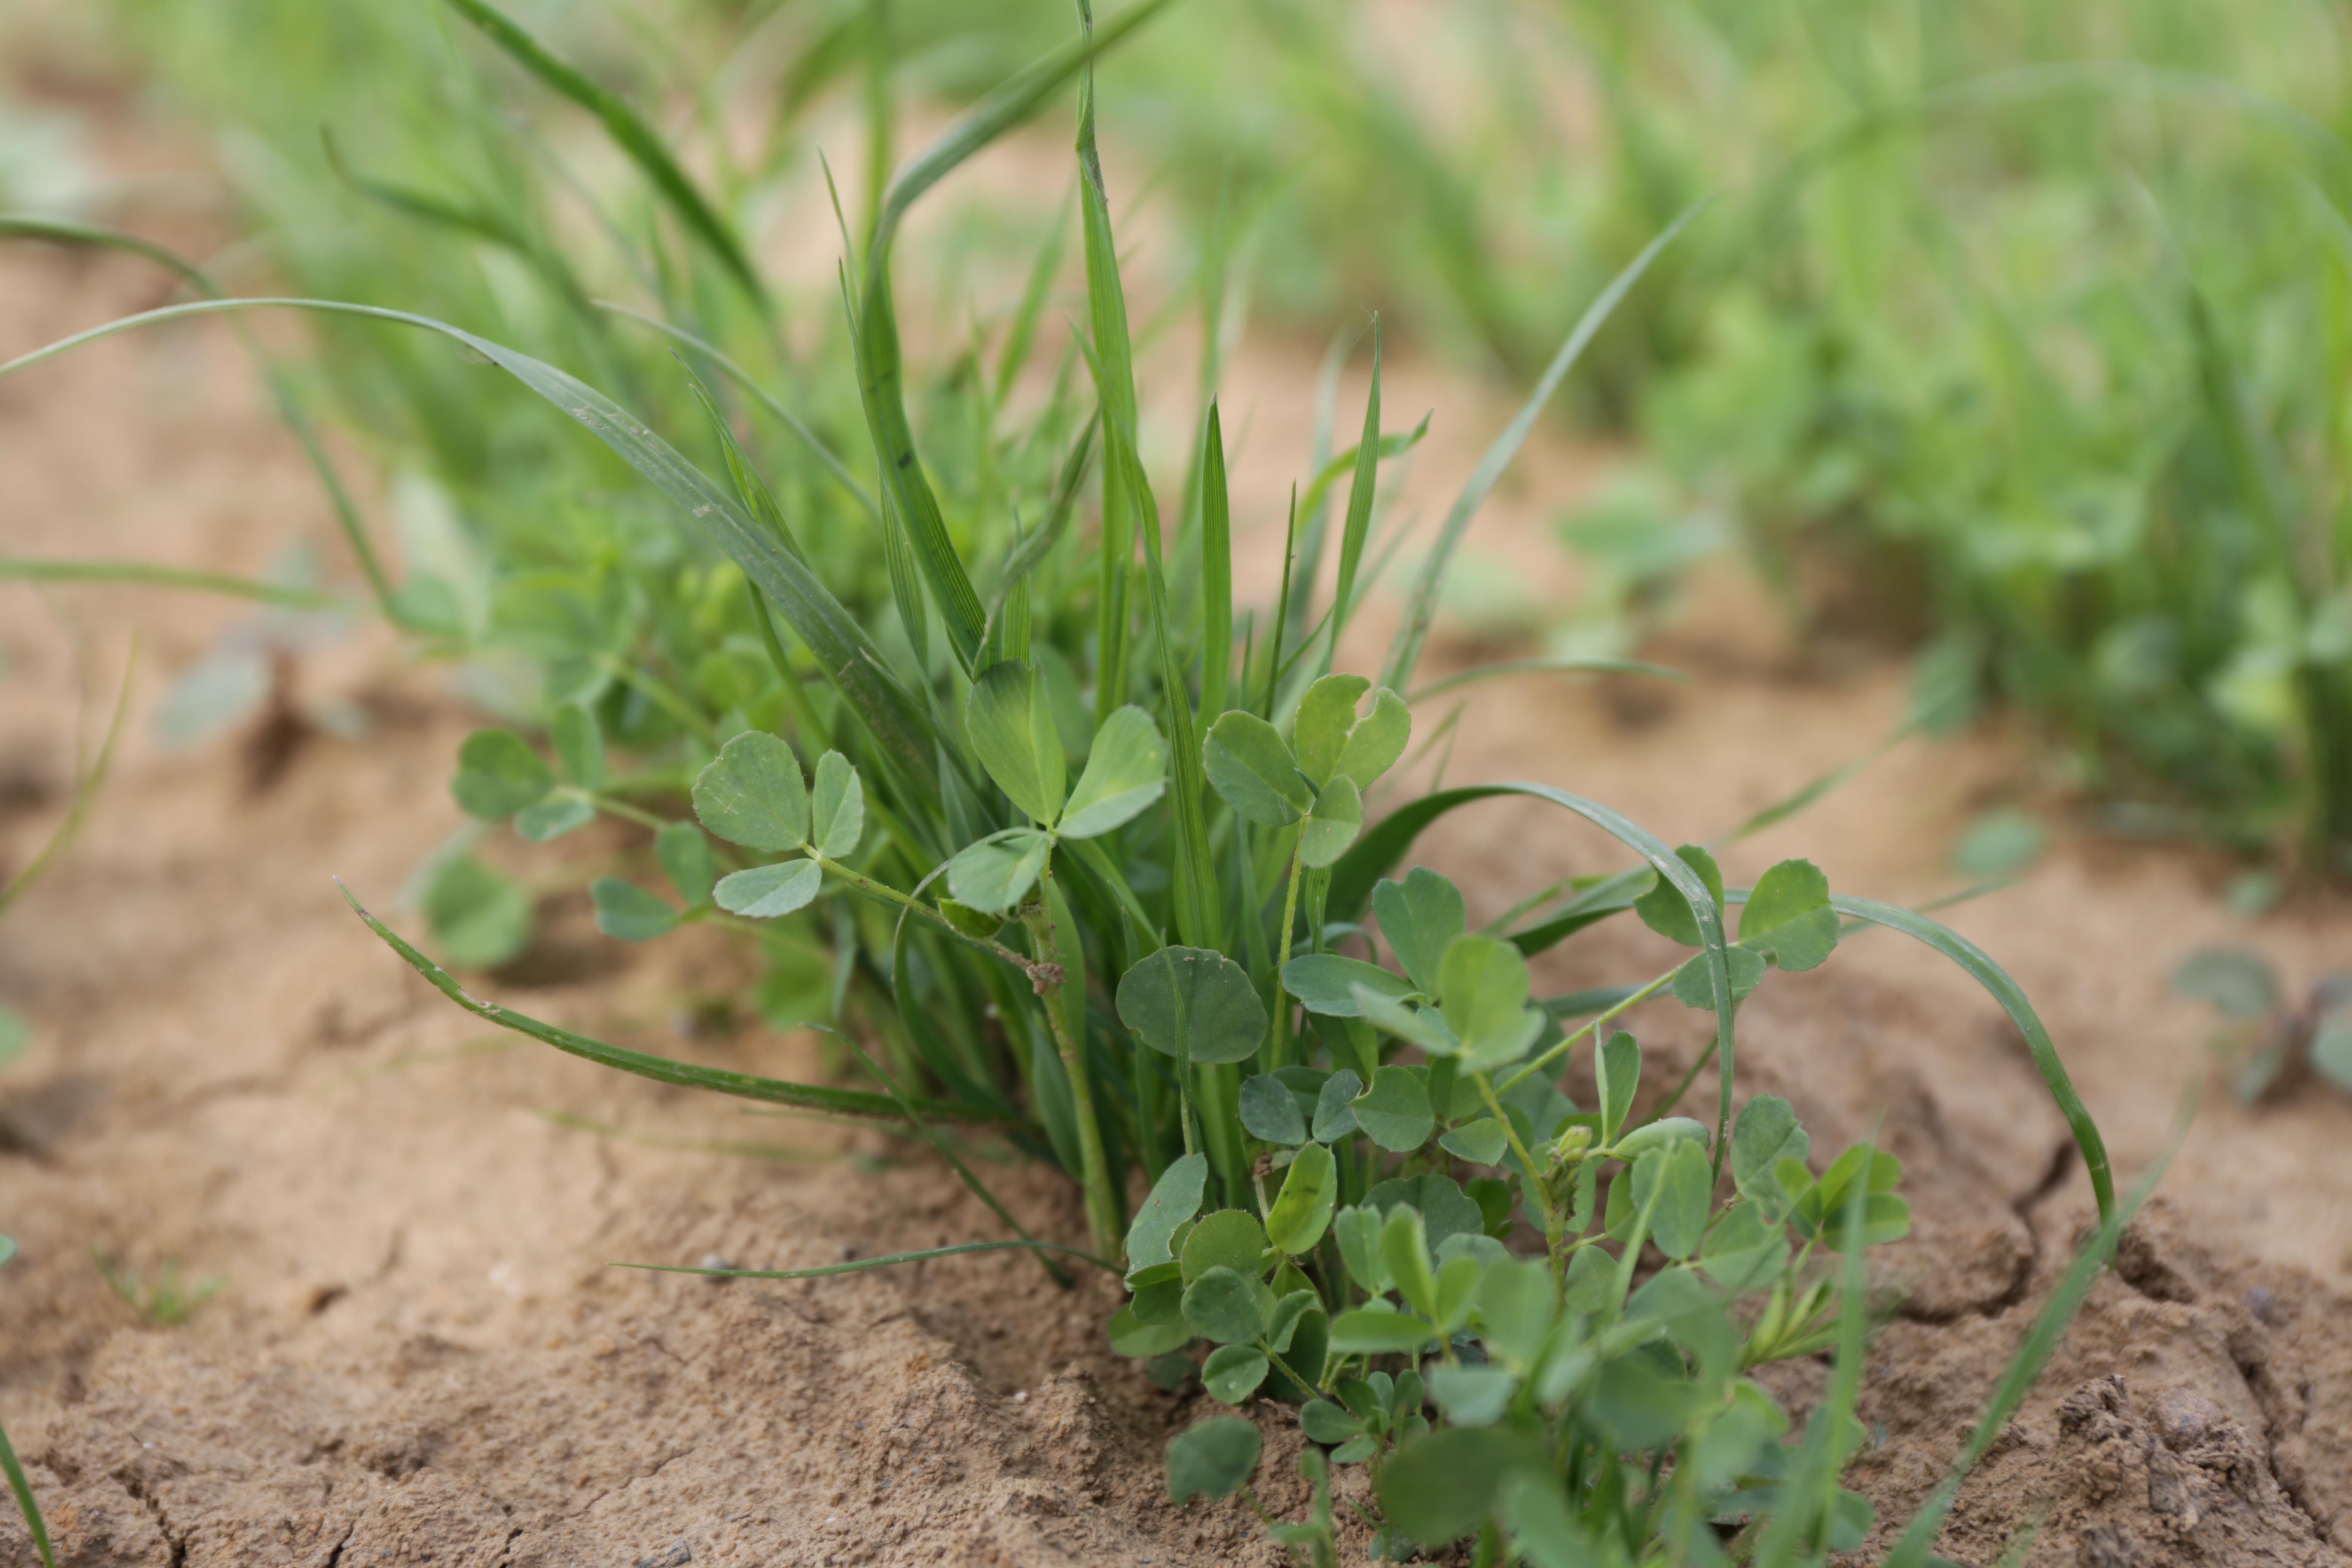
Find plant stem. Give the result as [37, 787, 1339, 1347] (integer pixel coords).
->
[1475, 1071, 1563, 1271]
[813, 851, 1030, 971]
[1270, 831, 1305, 1069]
[1496, 965, 1678, 1094]
[1026, 864, 1122, 1264]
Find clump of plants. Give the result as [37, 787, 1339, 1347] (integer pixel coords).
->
[4, 2, 2130, 1559]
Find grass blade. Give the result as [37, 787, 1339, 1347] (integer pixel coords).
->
[442, 0, 766, 304]
[1405, 655, 1684, 704]
[619, 1237, 1115, 1282]
[340, 882, 1017, 1127]
[0, 640, 133, 921]
[1381, 198, 1713, 693]
[0, 559, 351, 611]
[0, 1408, 54, 1568]
[1322, 318, 1381, 671]
[1200, 402, 1234, 720]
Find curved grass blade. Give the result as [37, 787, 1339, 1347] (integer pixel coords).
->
[0, 558, 355, 612]
[1382, 197, 1714, 693]
[619, 1237, 1115, 1282]
[0, 216, 394, 615]
[1199, 403, 1234, 720]
[442, 0, 766, 305]
[0, 296, 942, 791]
[986, 414, 1098, 631]
[1405, 655, 1685, 705]
[340, 882, 1018, 1127]
[0, 1406, 54, 1568]
[1322, 319, 1382, 671]
[0, 640, 133, 921]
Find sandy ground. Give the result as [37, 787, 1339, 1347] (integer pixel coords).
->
[4, 42, 2352, 1568]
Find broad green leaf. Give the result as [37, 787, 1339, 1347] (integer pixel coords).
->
[1333, 687, 1411, 788]
[1354, 987, 1460, 1056]
[1292, 673, 1371, 787]
[1596, 1029, 1640, 1145]
[1267, 1142, 1338, 1255]
[514, 793, 593, 843]
[1562, 1243, 1614, 1315]
[2171, 947, 2280, 1020]
[693, 731, 810, 852]
[1182, 1210, 1267, 1284]
[1351, 1066, 1435, 1152]
[1298, 775, 1363, 870]
[1509, 1474, 1599, 1568]
[1058, 704, 1167, 838]
[1107, 1305, 1191, 1358]
[1117, 946, 1267, 1066]
[1433, 1253, 1484, 1333]
[1437, 935, 1544, 1070]
[1381, 1206, 1438, 1318]
[1372, 867, 1466, 995]
[551, 701, 603, 790]
[1438, 1118, 1508, 1167]
[1182, 1265, 1268, 1344]
[1265, 1289, 1319, 1354]
[1300, 1400, 1364, 1445]
[1633, 843, 1724, 947]
[1333, 1205, 1387, 1294]
[966, 661, 1064, 826]
[1739, 859, 1838, 971]
[655, 821, 715, 907]
[808, 751, 864, 859]
[1313, 1071, 1363, 1141]
[1202, 709, 1312, 826]
[1327, 1308, 1438, 1355]
[1282, 954, 1416, 1017]
[1730, 1096, 1810, 1201]
[1378, 1427, 1553, 1545]
[1672, 946, 1767, 1009]
[944, 830, 1050, 913]
[592, 877, 680, 942]
[1476, 1257, 1555, 1370]
[1365, 1173, 1485, 1252]
[1700, 1198, 1789, 1290]
[714, 859, 822, 919]
[1427, 1366, 1516, 1428]
[1126, 1153, 1208, 1276]
[1638, 1140, 1714, 1260]
[1167, 1418, 1260, 1504]
[1239, 1075, 1308, 1145]
[1202, 1345, 1269, 1405]
[451, 729, 553, 819]
[422, 854, 530, 968]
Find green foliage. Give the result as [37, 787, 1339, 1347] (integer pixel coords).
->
[2174, 948, 2352, 1100]
[93, 1251, 223, 1328]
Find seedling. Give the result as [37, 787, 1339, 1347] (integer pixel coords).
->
[2173, 947, 2352, 1103]
[93, 1251, 224, 1328]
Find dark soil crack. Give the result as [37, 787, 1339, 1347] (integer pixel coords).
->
[112, 1464, 188, 1568]
[320, 1519, 357, 1568]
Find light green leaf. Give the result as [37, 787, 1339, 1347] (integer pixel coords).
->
[1438, 1118, 1508, 1167]
[514, 792, 593, 843]
[1202, 709, 1312, 826]
[2171, 947, 2280, 1020]
[1730, 1096, 1809, 1201]
[1239, 1074, 1308, 1145]
[1633, 843, 1724, 947]
[1313, 1070, 1363, 1141]
[551, 700, 602, 790]
[1202, 1344, 1269, 1405]
[592, 876, 680, 942]
[451, 729, 553, 820]
[1267, 1142, 1338, 1255]
[944, 830, 1050, 913]
[422, 854, 530, 968]
[0, 1007, 24, 1068]
[655, 821, 716, 907]
[1333, 1205, 1387, 1294]
[714, 858, 821, 919]
[965, 660, 1064, 826]
[1372, 867, 1465, 995]
[1366, 1173, 1486, 1252]
[1126, 1153, 1208, 1277]
[1699, 1198, 1789, 1290]
[1437, 935, 1545, 1069]
[1181, 1210, 1268, 1284]
[1352, 1066, 1435, 1152]
[1183, 1265, 1268, 1344]
[1327, 1308, 1439, 1355]
[1167, 1417, 1260, 1504]
[1333, 687, 1411, 787]
[1612, 1117, 1710, 1159]
[1739, 859, 1838, 971]
[1058, 704, 1167, 839]
[1355, 986, 1460, 1056]
[693, 731, 810, 851]
[1107, 1305, 1191, 1358]
[1381, 1205, 1438, 1318]
[1475, 1257, 1555, 1370]
[1639, 1141, 1714, 1260]
[1292, 673, 1371, 788]
[1672, 945, 1767, 1009]
[1597, 1030, 1640, 1145]
[1298, 775, 1363, 870]
[1427, 1366, 1516, 1428]
[1117, 946, 1268, 1066]
[1282, 954, 1417, 1017]
[1378, 1427, 1553, 1546]
[1300, 1399, 1365, 1445]
[808, 751, 864, 859]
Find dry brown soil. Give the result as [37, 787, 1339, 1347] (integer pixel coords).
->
[3, 45, 2351, 1568]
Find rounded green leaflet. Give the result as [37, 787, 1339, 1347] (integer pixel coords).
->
[655, 821, 716, 907]
[515, 792, 593, 843]
[1351, 1065, 1434, 1152]
[1281, 953, 1416, 1017]
[1333, 1205, 1387, 1294]
[551, 699, 603, 790]
[1639, 1140, 1714, 1260]
[1124, 1152, 1208, 1276]
[965, 659, 1064, 826]
[1238, 1074, 1307, 1144]
[1202, 1344, 1269, 1405]
[1738, 858, 1838, 971]
[1108, 1305, 1191, 1358]
[451, 728, 554, 820]
[1371, 867, 1465, 996]
[1332, 687, 1411, 787]
[1116, 946, 1268, 1066]
[1300, 1399, 1365, 1445]
[1201, 709, 1313, 826]
[1298, 774, 1363, 870]
[937, 897, 1004, 939]
[593, 876, 681, 941]
[1633, 842, 1724, 947]
[808, 750, 865, 859]
[1057, 704, 1167, 839]
[1182, 1266, 1268, 1344]
[1475, 1256, 1555, 1371]
[1381, 1206, 1439, 1318]
[1182, 1209, 1268, 1283]
[692, 730, 809, 852]
[1365, 1173, 1486, 1253]
[1596, 1029, 1641, 1144]
[1672, 945, 1766, 1010]
[1292, 673, 1371, 787]
[2171, 946, 2280, 1020]
[1437, 1117, 1509, 1166]
[944, 829, 1050, 913]
[1427, 1366, 1517, 1427]
[714, 858, 822, 919]
[1266, 1141, 1338, 1256]
[1326, 1307, 1439, 1355]
[1377, 1426, 1554, 1544]
[1730, 1095, 1809, 1200]
[1312, 1070, 1363, 1141]
[1167, 1417, 1260, 1504]
[422, 854, 530, 969]
[1612, 1117, 1709, 1158]
[1436, 934, 1545, 1069]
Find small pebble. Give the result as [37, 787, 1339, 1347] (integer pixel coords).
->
[1014, 1390, 1028, 1403]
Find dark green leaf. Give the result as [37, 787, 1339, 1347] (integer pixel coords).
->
[1381, 1206, 1438, 1318]
[655, 821, 716, 908]
[1240, 1075, 1308, 1145]
[1634, 843, 1724, 947]
[1438, 1118, 1509, 1166]
[937, 897, 1004, 940]
[1202, 1345, 1269, 1405]
[1700, 1198, 1789, 1290]
[1427, 1367, 1516, 1428]
[1437, 935, 1545, 1070]
[1167, 1417, 1260, 1504]
[1203, 709, 1311, 825]
[1672, 946, 1767, 1009]
[1181, 1210, 1267, 1284]
[1372, 867, 1465, 996]
[1107, 1304, 1191, 1357]
[451, 729, 553, 820]
[714, 858, 822, 919]
[1327, 1307, 1438, 1355]
[1313, 1071, 1363, 1141]
[593, 877, 680, 942]
[1300, 1399, 1364, 1445]
[1476, 1256, 1555, 1370]
[1378, 1427, 1553, 1545]
[1118, 946, 1268, 1065]
[1333, 1205, 1387, 1294]
[1731, 1096, 1810, 1201]
[1352, 1066, 1435, 1152]
[1365, 1173, 1485, 1251]
[1640, 1140, 1714, 1260]
[1126, 1153, 1208, 1276]
[1267, 1142, 1338, 1256]
[693, 731, 810, 851]
[1182, 1265, 1268, 1344]
[1739, 859, 1838, 971]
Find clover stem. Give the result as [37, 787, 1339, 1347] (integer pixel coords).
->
[585, 791, 671, 832]
[1026, 861, 1123, 1264]
[812, 852, 1028, 970]
[1495, 965, 1678, 1095]
[1270, 830, 1306, 1071]
[1473, 1071, 1564, 1279]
